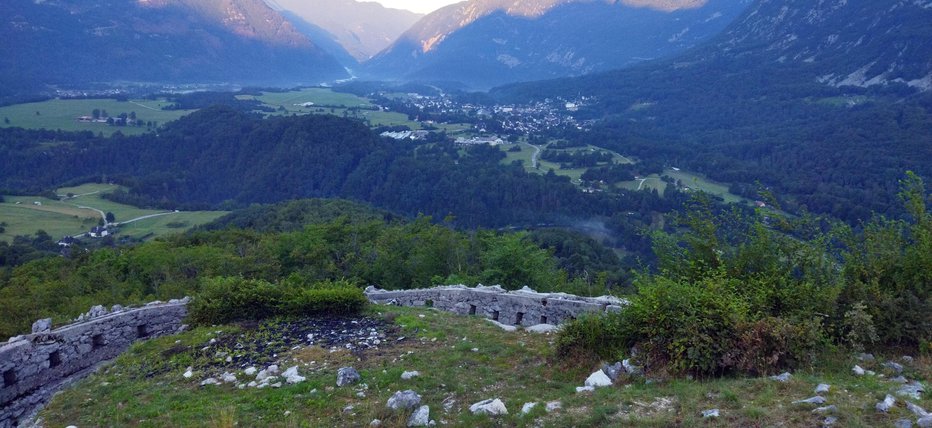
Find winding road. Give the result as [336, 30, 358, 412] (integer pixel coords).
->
[530, 144, 542, 169]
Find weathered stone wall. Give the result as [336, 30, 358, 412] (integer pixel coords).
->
[365, 285, 626, 326]
[0, 299, 189, 427]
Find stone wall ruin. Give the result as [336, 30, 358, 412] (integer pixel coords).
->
[365, 284, 626, 327]
[0, 300, 189, 427]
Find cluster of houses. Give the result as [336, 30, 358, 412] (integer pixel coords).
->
[455, 136, 505, 146]
[379, 130, 430, 141]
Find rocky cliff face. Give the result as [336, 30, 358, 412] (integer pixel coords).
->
[0, 0, 347, 90]
[268, 0, 423, 61]
[364, 0, 751, 87]
[691, 0, 932, 91]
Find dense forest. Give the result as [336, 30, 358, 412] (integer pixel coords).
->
[0, 201, 624, 338]
[493, 57, 932, 224]
[0, 107, 682, 259]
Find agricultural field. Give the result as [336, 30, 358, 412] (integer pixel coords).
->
[0, 183, 226, 242]
[663, 169, 747, 204]
[617, 174, 668, 195]
[502, 142, 634, 184]
[0, 98, 194, 136]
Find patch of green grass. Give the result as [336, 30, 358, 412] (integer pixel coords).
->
[664, 169, 745, 203]
[618, 174, 668, 195]
[0, 202, 98, 242]
[40, 306, 930, 427]
[240, 88, 373, 110]
[2, 183, 226, 241]
[0, 98, 193, 136]
[114, 211, 229, 240]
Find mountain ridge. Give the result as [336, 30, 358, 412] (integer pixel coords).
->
[364, 0, 752, 87]
[0, 0, 347, 97]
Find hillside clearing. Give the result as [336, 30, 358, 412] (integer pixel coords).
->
[39, 305, 932, 427]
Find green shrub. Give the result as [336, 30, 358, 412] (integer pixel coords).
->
[726, 317, 825, 375]
[280, 279, 367, 316]
[188, 277, 367, 326]
[188, 277, 283, 325]
[555, 312, 631, 360]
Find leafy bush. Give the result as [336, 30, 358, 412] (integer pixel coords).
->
[726, 317, 825, 375]
[280, 279, 367, 316]
[188, 276, 367, 326]
[188, 277, 283, 325]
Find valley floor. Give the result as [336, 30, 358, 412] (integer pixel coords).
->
[39, 306, 931, 427]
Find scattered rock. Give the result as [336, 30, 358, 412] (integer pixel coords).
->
[546, 401, 562, 412]
[370, 420, 382, 428]
[525, 324, 559, 334]
[902, 356, 915, 363]
[469, 398, 508, 416]
[256, 365, 279, 382]
[898, 381, 925, 400]
[521, 402, 537, 415]
[853, 365, 866, 376]
[856, 353, 875, 361]
[793, 396, 827, 405]
[895, 419, 913, 428]
[408, 405, 430, 427]
[31, 318, 52, 334]
[823, 416, 838, 426]
[401, 371, 420, 380]
[877, 394, 896, 413]
[584, 370, 613, 388]
[441, 395, 457, 412]
[337, 367, 361, 386]
[816, 384, 831, 394]
[576, 386, 595, 393]
[884, 361, 905, 374]
[485, 319, 517, 332]
[918, 415, 932, 428]
[343, 405, 354, 414]
[701, 409, 720, 418]
[892, 376, 910, 384]
[221, 372, 237, 383]
[200, 377, 220, 386]
[283, 366, 305, 384]
[387, 390, 422, 411]
[907, 401, 929, 417]
[602, 362, 623, 381]
[244, 367, 257, 376]
[770, 372, 792, 382]
[812, 405, 837, 414]
[622, 359, 642, 376]
[183, 367, 193, 379]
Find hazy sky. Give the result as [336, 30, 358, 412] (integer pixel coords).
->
[364, 0, 463, 14]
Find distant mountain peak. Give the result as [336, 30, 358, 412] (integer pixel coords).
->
[364, 0, 748, 87]
[137, 0, 312, 48]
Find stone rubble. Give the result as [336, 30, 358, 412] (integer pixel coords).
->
[812, 405, 837, 414]
[401, 371, 420, 380]
[793, 396, 828, 405]
[584, 370, 613, 388]
[387, 390, 422, 411]
[770, 372, 792, 382]
[521, 402, 537, 414]
[702, 409, 720, 418]
[283, 366, 305, 384]
[815, 384, 831, 394]
[408, 405, 430, 427]
[469, 398, 508, 416]
[337, 367, 361, 386]
[602, 362, 624, 381]
[877, 394, 896, 413]
[898, 381, 925, 400]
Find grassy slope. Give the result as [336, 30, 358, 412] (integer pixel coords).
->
[1, 184, 226, 242]
[0, 98, 193, 136]
[41, 306, 931, 427]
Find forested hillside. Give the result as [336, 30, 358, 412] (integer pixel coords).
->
[492, 0, 932, 223]
[0, 108, 679, 258]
